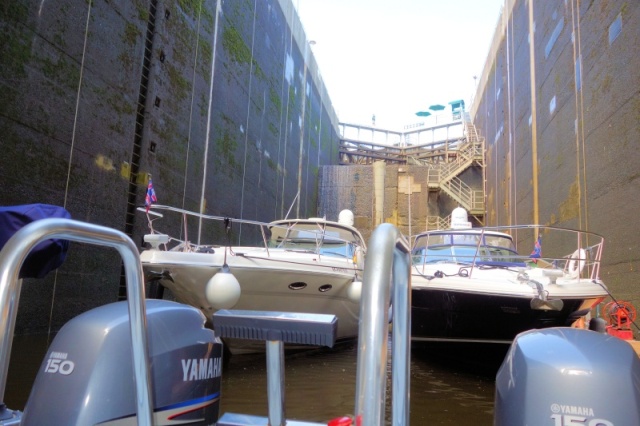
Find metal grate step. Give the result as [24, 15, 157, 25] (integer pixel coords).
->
[212, 310, 338, 347]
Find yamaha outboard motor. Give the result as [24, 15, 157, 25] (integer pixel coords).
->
[495, 327, 640, 425]
[21, 299, 222, 425]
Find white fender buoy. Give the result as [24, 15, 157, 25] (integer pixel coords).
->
[205, 264, 241, 309]
[566, 248, 586, 279]
[347, 280, 362, 303]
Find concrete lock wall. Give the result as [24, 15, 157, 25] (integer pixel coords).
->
[320, 0, 640, 314]
[2, 0, 640, 333]
[0, 0, 340, 334]
[472, 0, 640, 305]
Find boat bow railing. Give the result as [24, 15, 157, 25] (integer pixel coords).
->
[412, 224, 605, 282]
[141, 205, 366, 262]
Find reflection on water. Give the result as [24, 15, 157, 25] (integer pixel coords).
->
[7, 336, 499, 425]
[219, 340, 498, 425]
[409, 350, 498, 424]
[220, 342, 360, 422]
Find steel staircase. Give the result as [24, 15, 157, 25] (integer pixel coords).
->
[441, 176, 484, 213]
[437, 115, 485, 214]
[338, 111, 486, 227]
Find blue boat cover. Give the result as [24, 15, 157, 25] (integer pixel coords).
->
[0, 204, 71, 279]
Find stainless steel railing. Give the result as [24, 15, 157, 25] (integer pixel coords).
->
[355, 223, 412, 426]
[0, 219, 412, 426]
[0, 219, 154, 426]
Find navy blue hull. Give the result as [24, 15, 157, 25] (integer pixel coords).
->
[411, 288, 592, 344]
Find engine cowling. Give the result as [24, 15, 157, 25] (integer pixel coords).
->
[495, 327, 640, 425]
[22, 299, 223, 426]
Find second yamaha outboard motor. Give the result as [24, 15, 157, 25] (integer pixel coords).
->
[21, 299, 222, 425]
[495, 327, 640, 425]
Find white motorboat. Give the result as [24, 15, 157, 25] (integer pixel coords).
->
[139, 205, 367, 354]
[410, 208, 609, 346]
[1, 214, 637, 426]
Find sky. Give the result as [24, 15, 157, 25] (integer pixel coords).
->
[294, 0, 505, 130]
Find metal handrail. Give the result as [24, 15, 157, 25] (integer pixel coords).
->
[354, 223, 412, 425]
[141, 204, 367, 256]
[411, 224, 605, 282]
[0, 218, 153, 426]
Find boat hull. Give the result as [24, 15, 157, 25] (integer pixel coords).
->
[141, 248, 362, 354]
[411, 286, 603, 344]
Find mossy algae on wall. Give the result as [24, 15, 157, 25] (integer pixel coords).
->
[0, 0, 341, 334]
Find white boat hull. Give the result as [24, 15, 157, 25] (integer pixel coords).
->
[141, 248, 362, 354]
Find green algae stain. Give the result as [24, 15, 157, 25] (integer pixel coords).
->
[600, 74, 613, 94]
[223, 26, 252, 66]
[118, 22, 142, 72]
[123, 22, 141, 46]
[288, 86, 296, 119]
[136, 3, 149, 22]
[214, 115, 239, 175]
[558, 181, 580, 222]
[267, 157, 277, 171]
[98, 86, 135, 116]
[269, 87, 282, 112]
[201, 8, 215, 31]
[222, 25, 265, 79]
[4, 32, 32, 78]
[621, 3, 629, 17]
[167, 63, 191, 102]
[216, 129, 238, 169]
[177, 0, 204, 17]
[199, 41, 213, 73]
[268, 122, 279, 137]
[40, 56, 80, 92]
[199, 93, 208, 117]
[1, 2, 29, 23]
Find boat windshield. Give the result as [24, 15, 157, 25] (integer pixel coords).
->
[268, 223, 361, 258]
[412, 232, 519, 265]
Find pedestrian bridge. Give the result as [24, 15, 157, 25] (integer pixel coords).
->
[339, 113, 469, 165]
[338, 112, 486, 225]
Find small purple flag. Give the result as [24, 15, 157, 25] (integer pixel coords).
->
[145, 179, 157, 212]
[529, 235, 541, 263]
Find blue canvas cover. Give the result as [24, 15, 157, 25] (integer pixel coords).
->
[0, 204, 71, 278]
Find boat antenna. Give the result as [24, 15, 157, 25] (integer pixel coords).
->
[284, 191, 299, 220]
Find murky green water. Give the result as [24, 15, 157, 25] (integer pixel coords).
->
[6, 336, 499, 425]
